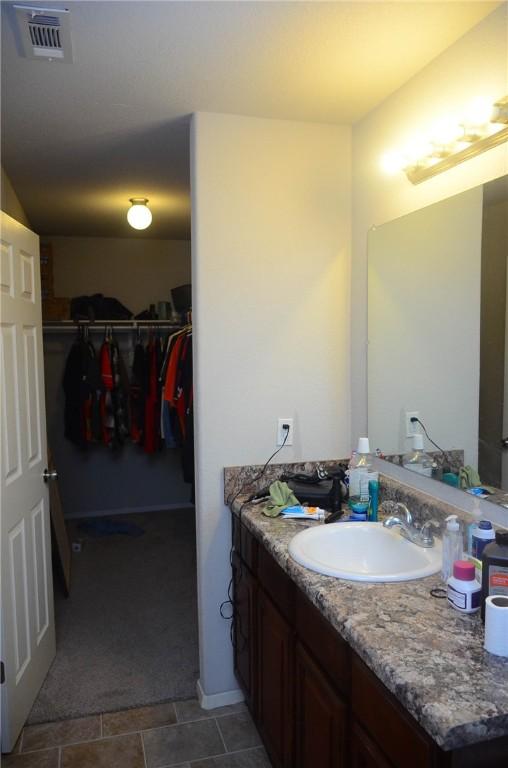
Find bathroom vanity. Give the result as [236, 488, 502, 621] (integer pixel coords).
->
[227, 468, 508, 768]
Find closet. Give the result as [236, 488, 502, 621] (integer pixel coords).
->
[30, 237, 199, 724]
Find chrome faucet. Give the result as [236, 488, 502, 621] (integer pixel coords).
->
[381, 502, 440, 548]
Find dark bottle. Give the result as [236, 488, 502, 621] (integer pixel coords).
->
[481, 530, 508, 621]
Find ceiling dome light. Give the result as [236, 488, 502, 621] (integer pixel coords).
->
[127, 198, 152, 230]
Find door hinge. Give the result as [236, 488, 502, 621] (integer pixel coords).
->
[1, 661, 5, 684]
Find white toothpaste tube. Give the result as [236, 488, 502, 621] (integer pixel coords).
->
[281, 505, 325, 521]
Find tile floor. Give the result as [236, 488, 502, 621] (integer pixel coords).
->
[3, 699, 271, 768]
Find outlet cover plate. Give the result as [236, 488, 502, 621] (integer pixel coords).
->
[277, 418, 293, 446]
[405, 410, 420, 438]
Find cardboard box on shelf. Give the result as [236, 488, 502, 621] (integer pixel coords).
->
[42, 297, 70, 321]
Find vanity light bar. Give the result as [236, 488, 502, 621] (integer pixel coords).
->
[402, 96, 508, 185]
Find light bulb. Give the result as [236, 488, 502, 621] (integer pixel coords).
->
[403, 134, 433, 167]
[464, 97, 493, 127]
[380, 150, 405, 175]
[127, 198, 152, 230]
[431, 118, 462, 147]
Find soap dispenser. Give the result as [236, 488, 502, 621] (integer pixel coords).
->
[442, 514, 463, 582]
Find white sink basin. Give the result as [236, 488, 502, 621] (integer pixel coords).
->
[289, 522, 442, 582]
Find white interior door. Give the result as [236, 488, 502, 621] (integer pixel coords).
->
[1, 211, 55, 752]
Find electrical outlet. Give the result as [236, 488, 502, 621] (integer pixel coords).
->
[277, 418, 294, 446]
[405, 410, 420, 438]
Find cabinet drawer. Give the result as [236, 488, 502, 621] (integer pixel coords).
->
[258, 543, 294, 622]
[352, 655, 434, 768]
[232, 516, 257, 572]
[295, 590, 350, 696]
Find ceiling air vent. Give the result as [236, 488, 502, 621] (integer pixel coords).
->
[14, 5, 73, 62]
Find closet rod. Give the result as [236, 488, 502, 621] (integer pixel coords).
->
[42, 320, 186, 332]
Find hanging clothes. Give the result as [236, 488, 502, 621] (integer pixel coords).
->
[143, 335, 163, 454]
[110, 338, 130, 445]
[161, 325, 194, 486]
[99, 339, 115, 447]
[130, 340, 146, 444]
[62, 323, 192, 486]
[63, 333, 102, 447]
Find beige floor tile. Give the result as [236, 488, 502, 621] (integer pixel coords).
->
[190, 747, 271, 767]
[175, 700, 247, 723]
[143, 719, 225, 767]
[102, 701, 177, 736]
[22, 717, 100, 752]
[216, 713, 261, 753]
[61, 733, 144, 768]
[1, 749, 59, 768]
[21, 715, 101, 752]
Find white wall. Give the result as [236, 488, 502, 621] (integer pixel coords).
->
[1, 166, 31, 228]
[368, 186, 483, 465]
[49, 236, 191, 315]
[352, 4, 508, 445]
[191, 112, 351, 697]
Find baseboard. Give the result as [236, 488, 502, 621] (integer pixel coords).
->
[196, 679, 245, 710]
[64, 503, 194, 520]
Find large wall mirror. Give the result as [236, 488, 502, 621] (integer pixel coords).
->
[368, 173, 508, 510]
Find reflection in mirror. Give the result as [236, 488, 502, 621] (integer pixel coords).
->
[368, 174, 508, 509]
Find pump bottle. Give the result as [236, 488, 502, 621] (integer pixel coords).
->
[442, 514, 463, 582]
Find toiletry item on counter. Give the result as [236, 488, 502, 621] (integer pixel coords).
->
[347, 496, 369, 520]
[464, 554, 482, 585]
[402, 434, 434, 477]
[471, 520, 495, 559]
[281, 505, 325, 521]
[441, 515, 463, 582]
[484, 595, 508, 657]
[466, 487, 490, 498]
[467, 498, 482, 555]
[442, 472, 460, 487]
[368, 477, 379, 522]
[348, 438, 374, 497]
[481, 530, 508, 621]
[447, 560, 481, 613]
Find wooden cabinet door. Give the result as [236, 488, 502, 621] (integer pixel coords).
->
[232, 554, 255, 709]
[351, 721, 393, 768]
[257, 589, 293, 768]
[294, 641, 348, 768]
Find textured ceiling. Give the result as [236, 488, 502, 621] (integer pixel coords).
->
[1, 1, 500, 239]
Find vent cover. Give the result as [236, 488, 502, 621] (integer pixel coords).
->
[14, 5, 73, 62]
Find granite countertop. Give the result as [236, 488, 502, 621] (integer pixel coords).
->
[230, 496, 508, 751]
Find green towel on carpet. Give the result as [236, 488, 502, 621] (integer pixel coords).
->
[262, 480, 299, 517]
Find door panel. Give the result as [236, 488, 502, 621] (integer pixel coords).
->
[22, 325, 43, 467]
[1, 323, 22, 482]
[1, 211, 55, 752]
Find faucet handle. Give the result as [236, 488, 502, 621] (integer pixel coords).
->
[395, 502, 413, 526]
[420, 519, 440, 545]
